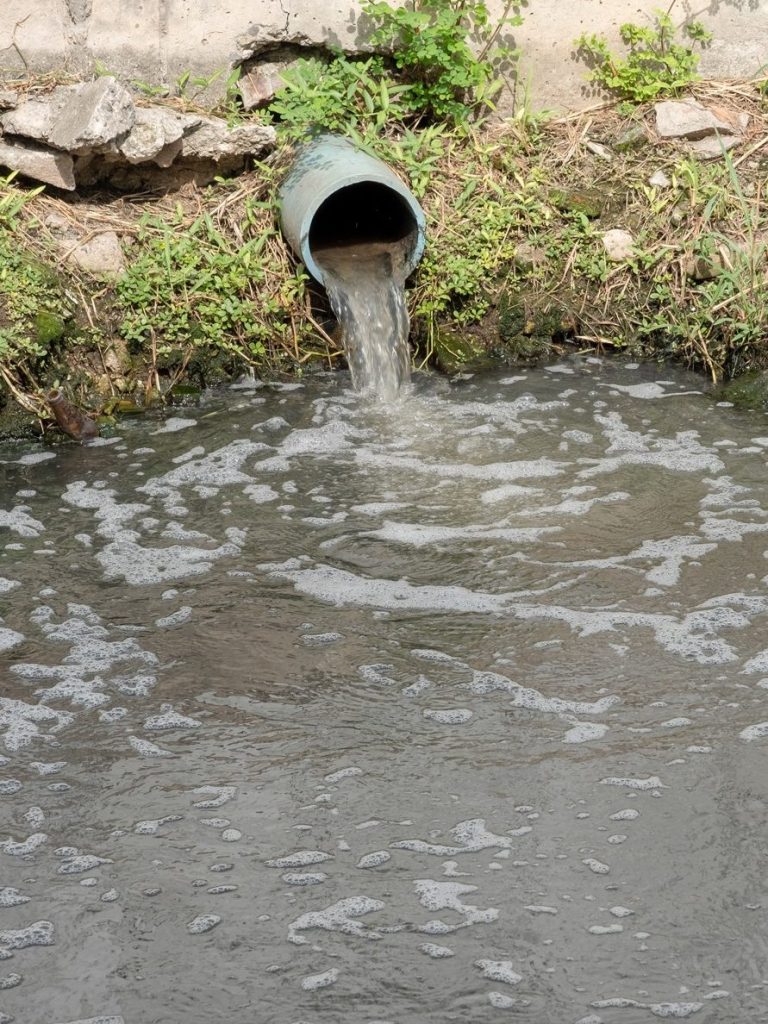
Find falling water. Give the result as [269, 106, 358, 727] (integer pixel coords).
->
[315, 241, 411, 403]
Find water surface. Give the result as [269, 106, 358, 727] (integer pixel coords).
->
[1, 359, 768, 1024]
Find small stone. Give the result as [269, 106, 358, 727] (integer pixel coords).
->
[649, 169, 671, 188]
[584, 140, 613, 162]
[0, 91, 18, 110]
[0, 137, 75, 190]
[687, 134, 740, 160]
[602, 228, 634, 261]
[65, 231, 125, 278]
[614, 124, 647, 152]
[655, 98, 731, 140]
[239, 63, 288, 110]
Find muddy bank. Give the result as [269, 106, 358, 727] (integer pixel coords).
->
[2, 80, 768, 440]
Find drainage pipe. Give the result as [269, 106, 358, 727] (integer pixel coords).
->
[278, 134, 427, 287]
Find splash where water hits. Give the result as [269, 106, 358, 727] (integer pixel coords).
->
[1, 358, 768, 1024]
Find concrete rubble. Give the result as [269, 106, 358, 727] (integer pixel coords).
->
[0, 76, 277, 191]
[654, 98, 744, 160]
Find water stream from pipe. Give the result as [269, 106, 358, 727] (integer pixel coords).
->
[315, 241, 411, 402]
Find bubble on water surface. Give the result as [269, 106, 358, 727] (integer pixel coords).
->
[563, 722, 609, 744]
[324, 767, 363, 784]
[0, 779, 21, 795]
[422, 708, 473, 725]
[420, 943, 454, 958]
[288, 896, 385, 945]
[192, 785, 236, 808]
[187, 914, 221, 934]
[0, 973, 22, 989]
[357, 851, 391, 869]
[0, 833, 47, 856]
[600, 776, 663, 791]
[128, 735, 173, 757]
[143, 705, 200, 730]
[301, 968, 339, 990]
[266, 850, 333, 869]
[0, 888, 30, 908]
[0, 921, 54, 948]
[475, 959, 522, 985]
[583, 859, 610, 875]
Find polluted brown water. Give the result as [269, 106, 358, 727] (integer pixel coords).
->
[315, 240, 411, 403]
[2, 358, 768, 1023]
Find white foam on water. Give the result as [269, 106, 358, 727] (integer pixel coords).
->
[301, 968, 339, 991]
[739, 722, 768, 741]
[583, 859, 610, 875]
[187, 914, 221, 934]
[128, 736, 173, 757]
[610, 906, 634, 917]
[134, 815, 183, 835]
[0, 578, 20, 593]
[192, 785, 237, 808]
[588, 923, 623, 935]
[601, 776, 664, 791]
[301, 631, 343, 646]
[475, 960, 522, 985]
[591, 998, 703, 1018]
[469, 671, 618, 717]
[356, 448, 566, 484]
[221, 828, 242, 842]
[414, 880, 498, 928]
[357, 851, 391, 869]
[0, 920, 54, 948]
[154, 606, 193, 628]
[0, 779, 21, 795]
[57, 852, 111, 875]
[143, 705, 200, 730]
[743, 649, 768, 674]
[266, 850, 334, 868]
[0, 694, 71, 752]
[0, 627, 24, 652]
[0, 887, 30, 907]
[392, 818, 524, 857]
[422, 708, 473, 725]
[1, 833, 47, 856]
[324, 767, 363, 783]
[282, 873, 327, 886]
[0, 506, 45, 537]
[153, 417, 197, 434]
[610, 809, 640, 821]
[420, 942, 454, 958]
[287, 896, 385, 945]
[53, 1018, 124, 1024]
[525, 905, 558, 914]
[362, 521, 560, 548]
[563, 722, 610, 744]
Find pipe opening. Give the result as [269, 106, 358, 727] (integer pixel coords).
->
[308, 182, 418, 259]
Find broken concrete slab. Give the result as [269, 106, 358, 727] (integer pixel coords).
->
[0, 136, 75, 189]
[48, 77, 135, 153]
[179, 117, 276, 160]
[0, 90, 71, 143]
[119, 105, 187, 164]
[65, 230, 125, 278]
[655, 98, 732, 140]
[602, 228, 635, 261]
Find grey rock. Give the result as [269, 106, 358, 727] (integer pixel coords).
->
[239, 63, 288, 110]
[0, 137, 76, 190]
[0, 91, 18, 111]
[584, 140, 613, 162]
[180, 117, 276, 160]
[66, 231, 125, 277]
[687, 134, 740, 160]
[119, 106, 186, 164]
[48, 77, 135, 153]
[649, 169, 671, 188]
[602, 229, 634, 261]
[1, 90, 71, 143]
[655, 98, 731, 140]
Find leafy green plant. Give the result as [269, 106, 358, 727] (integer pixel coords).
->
[363, 0, 526, 123]
[576, 9, 712, 106]
[270, 54, 413, 137]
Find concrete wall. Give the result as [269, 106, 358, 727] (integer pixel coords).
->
[2, 0, 768, 111]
